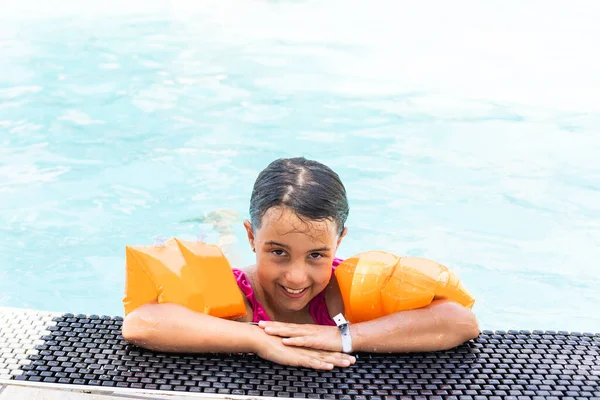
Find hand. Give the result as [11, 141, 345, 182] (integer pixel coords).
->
[258, 321, 346, 353]
[253, 328, 355, 370]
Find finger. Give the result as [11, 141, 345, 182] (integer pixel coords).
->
[264, 324, 308, 338]
[289, 350, 333, 370]
[257, 320, 271, 328]
[300, 355, 334, 371]
[314, 352, 353, 368]
[281, 336, 313, 348]
[316, 351, 356, 366]
[258, 321, 299, 330]
[300, 349, 355, 367]
[300, 352, 352, 370]
[282, 333, 341, 352]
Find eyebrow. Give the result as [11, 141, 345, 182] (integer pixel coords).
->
[265, 241, 331, 252]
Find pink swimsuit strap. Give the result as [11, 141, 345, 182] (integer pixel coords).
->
[232, 258, 343, 326]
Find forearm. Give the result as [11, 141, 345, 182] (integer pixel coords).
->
[122, 303, 260, 353]
[350, 300, 480, 353]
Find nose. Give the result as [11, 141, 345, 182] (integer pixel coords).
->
[284, 264, 310, 289]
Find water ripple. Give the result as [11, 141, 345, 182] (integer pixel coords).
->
[0, 2, 599, 332]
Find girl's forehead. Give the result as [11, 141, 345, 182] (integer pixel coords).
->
[258, 207, 338, 240]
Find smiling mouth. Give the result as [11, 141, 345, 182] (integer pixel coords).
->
[279, 284, 309, 297]
[282, 286, 306, 294]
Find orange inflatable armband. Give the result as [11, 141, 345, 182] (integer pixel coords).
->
[335, 251, 475, 323]
[123, 238, 247, 319]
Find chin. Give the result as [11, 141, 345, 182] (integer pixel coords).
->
[276, 288, 314, 310]
[281, 303, 308, 312]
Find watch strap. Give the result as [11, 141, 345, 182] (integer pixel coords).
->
[333, 313, 353, 353]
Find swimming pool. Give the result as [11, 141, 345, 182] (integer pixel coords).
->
[1, 0, 599, 333]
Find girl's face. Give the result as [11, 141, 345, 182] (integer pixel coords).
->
[243, 206, 346, 316]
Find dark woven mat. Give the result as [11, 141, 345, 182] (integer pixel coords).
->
[9, 313, 600, 399]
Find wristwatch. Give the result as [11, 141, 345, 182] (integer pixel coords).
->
[333, 313, 353, 353]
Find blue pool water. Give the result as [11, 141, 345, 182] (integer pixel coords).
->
[2, 1, 599, 332]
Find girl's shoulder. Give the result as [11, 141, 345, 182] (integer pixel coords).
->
[231, 265, 257, 323]
[324, 260, 345, 318]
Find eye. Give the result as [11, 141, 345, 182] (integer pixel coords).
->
[271, 249, 287, 257]
[309, 252, 323, 260]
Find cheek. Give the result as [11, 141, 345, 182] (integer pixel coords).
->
[256, 260, 279, 285]
[312, 265, 333, 286]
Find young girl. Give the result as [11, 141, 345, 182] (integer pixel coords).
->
[121, 157, 480, 370]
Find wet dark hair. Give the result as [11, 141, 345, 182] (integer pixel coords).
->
[249, 157, 349, 235]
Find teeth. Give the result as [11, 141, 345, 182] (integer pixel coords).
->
[284, 286, 305, 294]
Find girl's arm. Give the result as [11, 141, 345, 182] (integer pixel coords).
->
[260, 299, 479, 354]
[349, 299, 480, 353]
[121, 303, 260, 353]
[121, 302, 357, 370]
